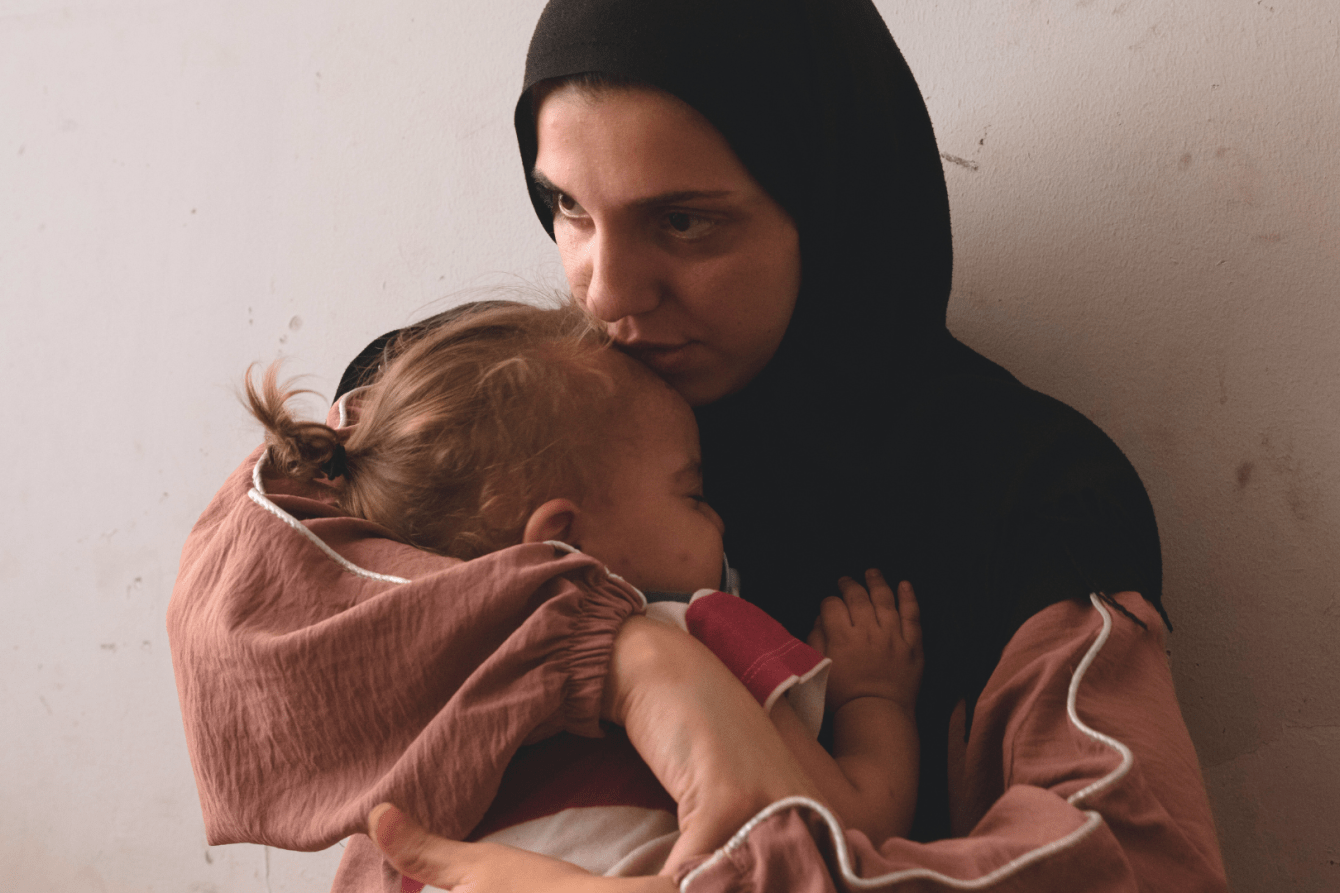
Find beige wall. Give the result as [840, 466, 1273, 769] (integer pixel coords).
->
[1, 1, 1334, 890]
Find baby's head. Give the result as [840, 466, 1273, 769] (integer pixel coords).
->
[249, 302, 725, 594]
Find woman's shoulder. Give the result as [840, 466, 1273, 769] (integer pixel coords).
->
[907, 368, 1164, 624]
[911, 369, 1120, 453]
[905, 365, 1152, 514]
[900, 364, 1151, 513]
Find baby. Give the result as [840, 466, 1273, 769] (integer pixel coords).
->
[245, 301, 922, 874]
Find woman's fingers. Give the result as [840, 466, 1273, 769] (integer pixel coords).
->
[369, 803, 466, 889]
[369, 804, 600, 893]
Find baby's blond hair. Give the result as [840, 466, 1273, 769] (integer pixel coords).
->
[247, 302, 642, 559]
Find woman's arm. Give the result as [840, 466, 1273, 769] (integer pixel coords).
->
[680, 592, 1227, 892]
[369, 592, 1226, 893]
[367, 613, 821, 891]
[602, 615, 821, 873]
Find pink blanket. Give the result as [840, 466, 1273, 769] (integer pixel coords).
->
[169, 444, 829, 891]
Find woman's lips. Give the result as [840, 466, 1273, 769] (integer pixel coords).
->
[624, 341, 699, 375]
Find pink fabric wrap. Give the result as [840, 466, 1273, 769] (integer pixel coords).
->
[672, 593, 1227, 893]
[167, 447, 644, 853]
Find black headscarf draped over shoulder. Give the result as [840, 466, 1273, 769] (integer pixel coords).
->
[340, 0, 1167, 841]
[511, 0, 1167, 841]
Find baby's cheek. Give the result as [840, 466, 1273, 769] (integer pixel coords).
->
[599, 545, 638, 581]
[678, 545, 719, 590]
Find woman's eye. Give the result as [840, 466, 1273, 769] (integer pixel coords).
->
[553, 191, 586, 219]
[663, 211, 714, 239]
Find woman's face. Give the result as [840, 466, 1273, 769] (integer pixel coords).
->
[532, 84, 801, 406]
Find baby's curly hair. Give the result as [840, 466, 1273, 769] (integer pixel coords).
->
[246, 301, 645, 559]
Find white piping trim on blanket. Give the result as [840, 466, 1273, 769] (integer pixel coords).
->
[1065, 594, 1134, 805]
[545, 540, 649, 609]
[680, 594, 1128, 892]
[334, 386, 368, 429]
[247, 448, 411, 585]
[681, 795, 1105, 891]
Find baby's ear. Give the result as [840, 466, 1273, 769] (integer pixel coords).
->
[522, 498, 580, 546]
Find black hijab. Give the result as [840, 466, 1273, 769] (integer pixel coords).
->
[517, 0, 954, 367]
[340, 0, 1166, 841]
[513, 0, 1167, 840]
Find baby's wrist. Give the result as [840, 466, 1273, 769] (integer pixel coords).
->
[830, 691, 895, 713]
[830, 692, 906, 717]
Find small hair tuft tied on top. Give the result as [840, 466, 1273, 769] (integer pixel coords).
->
[243, 363, 344, 484]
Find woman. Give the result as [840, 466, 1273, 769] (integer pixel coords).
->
[515, 3, 1177, 829]
[169, 0, 1225, 890]
[355, 0, 1225, 887]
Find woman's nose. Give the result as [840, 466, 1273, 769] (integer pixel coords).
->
[581, 230, 662, 323]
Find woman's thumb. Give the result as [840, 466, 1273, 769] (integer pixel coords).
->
[369, 803, 457, 889]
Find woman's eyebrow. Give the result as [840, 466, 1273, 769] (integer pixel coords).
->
[530, 170, 561, 194]
[529, 169, 733, 207]
[631, 189, 733, 208]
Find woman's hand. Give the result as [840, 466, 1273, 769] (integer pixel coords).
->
[603, 615, 820, 873]
[368, 804, 673, 893]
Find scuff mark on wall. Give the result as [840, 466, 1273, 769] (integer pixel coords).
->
[1127, 23, 1162, 51]
[1210, 147, 1263, 208]
[1236, 461, 1254, 488]
[1256, 433, 1320, 524]
[941, 152, 980, 171]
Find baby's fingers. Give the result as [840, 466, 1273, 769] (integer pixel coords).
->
[820, 592, 853, 629]
[865, 568, 898, 626]
[806, 624, 828, 655]
[838, 576, 876, 626]
[897, 581, 923, 650]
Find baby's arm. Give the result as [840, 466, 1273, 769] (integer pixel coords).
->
[770, 569, 922, 844]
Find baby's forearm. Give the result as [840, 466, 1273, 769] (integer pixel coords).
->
[831, 697, 919, 842]
[770, 695, 919, 845]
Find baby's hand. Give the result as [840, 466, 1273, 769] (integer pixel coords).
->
[807, 570, 922, 713]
